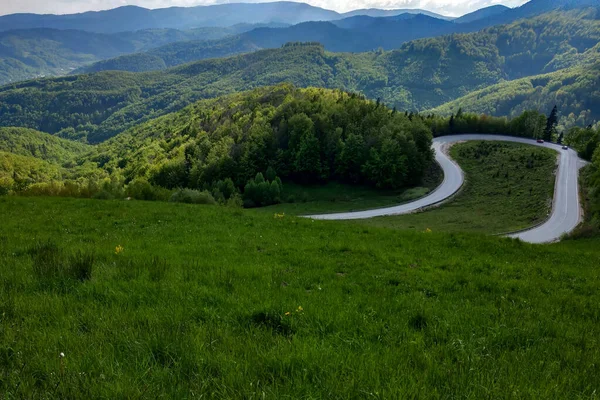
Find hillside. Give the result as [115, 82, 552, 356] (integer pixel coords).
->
[0, 25, 280, 85]
[1, 8, 598, 143]
[431, 63, 600, 129]
[1, 194, 599, 397]
[0, 127, 90, 163]
[89, 85, 433, 192]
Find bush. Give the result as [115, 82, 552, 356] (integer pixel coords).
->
[126, 179, 171, 201]
[243, 173, 283, 208]
[226, 193, 244, 208]
[170, 189, 216, 205]
[93, 190, 114, 200]
[0, 176, 13, 195]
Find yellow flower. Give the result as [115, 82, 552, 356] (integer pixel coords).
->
[296, 306, 304, 312]
[115, 245, 124, 255]
[274, 213, 285, 219]
[285, 312, 291, 316]
[425, 228, 432, 233]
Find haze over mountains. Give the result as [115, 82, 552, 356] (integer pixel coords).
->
[0, 2, 451, 33]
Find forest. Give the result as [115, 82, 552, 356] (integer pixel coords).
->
[0, 84, 587, 210]
[0, 8, 598, 143]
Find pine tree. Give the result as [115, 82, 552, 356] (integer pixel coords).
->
[543, 106, 558, 142]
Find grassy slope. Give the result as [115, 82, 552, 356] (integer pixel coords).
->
[359, 141, 557, 234]
[0, 195, 598, 398]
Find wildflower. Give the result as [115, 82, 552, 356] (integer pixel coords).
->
[296, 306, 303, 312]
[59, 352, 65, 358]
[115, 245, 124, 255]
[425, 228, 432, 233]
[274, 213, 285, 219]
[285, 312, 291, 316]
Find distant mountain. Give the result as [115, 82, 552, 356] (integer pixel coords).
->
[0, 24, 284, 85]
[0, 2, 341, 33]
[339, 8, 453, 20]
[454, 5, 510, 24]
[77, 14, 453, 74]
[454, 0, 600, 32]
[75, 0, 600, 77]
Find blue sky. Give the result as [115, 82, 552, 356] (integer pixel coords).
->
[0, 0, 529, 17]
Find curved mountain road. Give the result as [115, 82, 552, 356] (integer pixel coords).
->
[308, 134, 587, 244]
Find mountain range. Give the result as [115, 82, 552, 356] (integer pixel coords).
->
[58, 0, 600, 78]
[0, 6, 598, 144]
[0, 2, 451, 33]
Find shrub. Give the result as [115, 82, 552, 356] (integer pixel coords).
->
[126, 179, 171, 201]
[170, 189, 216, 205]
[93, 190, 114, 200]
[243, 173, 283, 208]
[0, 176, 13, 195]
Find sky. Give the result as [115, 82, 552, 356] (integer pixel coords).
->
[0, 0, 530, 17]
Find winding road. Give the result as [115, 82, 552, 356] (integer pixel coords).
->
[308, 135, 587, 244]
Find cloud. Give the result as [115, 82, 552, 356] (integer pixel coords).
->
[0, 0, 529, 17]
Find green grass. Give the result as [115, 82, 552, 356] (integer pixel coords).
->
[0, 195, 599, 398]
[264, 163, 442, 215]
[359, 141, 557, 234]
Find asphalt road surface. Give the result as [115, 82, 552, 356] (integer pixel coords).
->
[308, 134, 587, 244]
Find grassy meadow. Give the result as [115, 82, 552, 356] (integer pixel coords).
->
[359, 141, 558, 234]
[0, 195, 599, 398]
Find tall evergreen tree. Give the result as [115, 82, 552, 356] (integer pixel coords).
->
[543, 106, 558, 142]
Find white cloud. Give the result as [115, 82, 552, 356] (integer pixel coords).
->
[0, 0, 529, 17]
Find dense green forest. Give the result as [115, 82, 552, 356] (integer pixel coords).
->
[0, 25, 278, 86]
[92, 85, 433, 193]
[0, 86, 434, 202]
[0, 8, 598, 143]
[0, 127, 90, 162]
[431, 63, 600, 131]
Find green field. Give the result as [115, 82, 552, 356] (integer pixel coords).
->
[358, 141, 558, 234]
[0, 196, 599, 398]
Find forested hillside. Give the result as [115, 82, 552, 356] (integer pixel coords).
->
[431, 63, 600, 130]
[0, 127, 90, 162]
[1, 8, 598, 143]
[0, 85, 434, 201]
[91, 85, 433, 192]
[0, 25, 281, 85]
